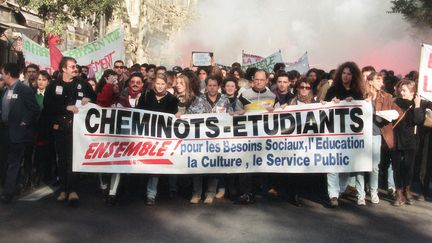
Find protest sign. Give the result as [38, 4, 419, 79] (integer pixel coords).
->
[192, 52, 213, 66]
[22, 27, 124, 79]
[285, 52, 310, 74]
[73, 101, 373, 174]
[242, 52, 283, 73]
[242, 52, 264, 65]
[418, 43, 432, 101]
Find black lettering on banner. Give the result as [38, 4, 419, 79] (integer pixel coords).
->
[131, 112, 143, 135]
[157, 115, 172, 138]
[303, 111, 319, 133]
[150, 114, 158, 137]
[101, 109, 116, 134]
[233, 116, 247, 136]
[190, 118, 205, 138]
[248, 115, 262, 136]
[264, 114, 278, 135]
[174, 119, 190, 138]
[319, 110, 334, 133]
[350, 108, 364, 133]
[205, 117, 220, 138]
[295, 112, 302, 134]
[335, 108, 349, 133]
[85, 108, 100, 133]
[280, 113, 295, 135]
[116, 110, 131, 134]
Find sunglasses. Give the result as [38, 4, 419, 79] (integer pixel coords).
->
[114, 65, 122, 68]
[299, 86, 311, 90]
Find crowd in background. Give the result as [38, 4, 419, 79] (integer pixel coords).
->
[0, 57, 431, 209]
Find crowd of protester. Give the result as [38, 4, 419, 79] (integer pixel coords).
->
[0, 57, 431, 209]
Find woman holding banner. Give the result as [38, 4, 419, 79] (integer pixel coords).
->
[95, 69, 127, 206]
[283, 77, 316, 206]
[136, 73, 179, 206]
[324, 61, 365, 207]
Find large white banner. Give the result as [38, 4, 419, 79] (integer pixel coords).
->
[22, 28, 124, 79]
[418, 43, 432, 102]
[73, 101, 373, 174]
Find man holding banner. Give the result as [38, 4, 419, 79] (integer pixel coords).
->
[43, 57, 96, 206]
[235, 69, 276, 204]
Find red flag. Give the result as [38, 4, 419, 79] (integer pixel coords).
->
[48, 34, 63, 71]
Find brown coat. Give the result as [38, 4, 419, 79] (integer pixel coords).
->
[374, 91, 401, 149]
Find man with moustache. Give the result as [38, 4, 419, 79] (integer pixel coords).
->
[43, 57, 96, 206]
[119, 72, 144, 108]
[0, 63, 39, 204]
[22, 64, 39, 90]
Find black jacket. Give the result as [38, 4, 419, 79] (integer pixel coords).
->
[0, 81, 40, 143]
[136, 89, 179, 115]
[42, 76, 96, 128]
[393, 98, 425, 150]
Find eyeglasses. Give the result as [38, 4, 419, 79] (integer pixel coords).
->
[67, 65, 77, 69]
[114, 65, 122, 68]
[299, 86, 311, 90]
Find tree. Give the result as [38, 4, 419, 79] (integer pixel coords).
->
[390, 0, 432, 28]
[17, 0, 118, 35]
[108, 0, 196, 64]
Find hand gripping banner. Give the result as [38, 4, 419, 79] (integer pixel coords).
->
[73, 101, 373, 174]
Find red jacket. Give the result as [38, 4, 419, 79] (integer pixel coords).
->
[97, 83, 130, 108]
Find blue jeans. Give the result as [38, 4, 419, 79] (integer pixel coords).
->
[388, 163, 395, 189]
[327, 173, 349, 199]
[355, 135, 382, 199]
[147, 176, 159, 199]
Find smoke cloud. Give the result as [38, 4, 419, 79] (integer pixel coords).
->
[168, 0, 432, 75]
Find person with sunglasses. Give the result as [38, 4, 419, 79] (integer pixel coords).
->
[113, 60, 127, 90]
[43, 57, 96, 206]
[274, 77, 315, 206]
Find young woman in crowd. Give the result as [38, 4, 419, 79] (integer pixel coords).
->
[33, 71, 54, 186]
[282, 77, 317, 206]
[95, 69, 126, 205]
[197, 67, 209, 92]
[391, 79, 426, 206]
[229, 67, 245, 80]
[169, 73, 198, 198]
[136, 73, 179, 205]
[361, 72, 399, 204]
[213, 77, 245, 200]
[223, 77, 244, 115]
[176, 74, 197, 116]
[85, 78, 97, 92]
[324, 61, 365, 207]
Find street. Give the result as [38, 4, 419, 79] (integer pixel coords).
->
[1, 178, 431, 243]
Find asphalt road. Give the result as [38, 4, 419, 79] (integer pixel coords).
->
[1, 179, 432, 243]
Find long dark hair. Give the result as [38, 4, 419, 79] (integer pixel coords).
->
[333, 61, 364, 97]
[96, 69, 117, 94]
